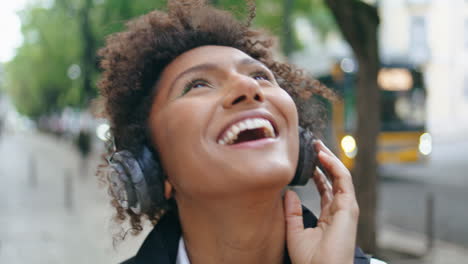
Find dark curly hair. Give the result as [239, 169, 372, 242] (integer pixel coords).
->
[96, 0, 335, 241]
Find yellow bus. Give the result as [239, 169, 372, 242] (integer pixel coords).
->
[320, 62, 431, 169]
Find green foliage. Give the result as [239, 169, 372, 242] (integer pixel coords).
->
[5, 0, 337, 118]
[5, 5, 82, 117]
[296, 0, 337, 38]
[5, 0, 164, 118]
[92, 0, 165, 41]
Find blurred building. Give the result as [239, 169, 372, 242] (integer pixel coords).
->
[292, 0, 468, 142]
[380, 0, 468, 141]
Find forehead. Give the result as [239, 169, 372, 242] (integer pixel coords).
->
[161, 45, 257, 79]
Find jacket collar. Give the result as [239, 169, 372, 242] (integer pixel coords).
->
[126, 206, 369, 264]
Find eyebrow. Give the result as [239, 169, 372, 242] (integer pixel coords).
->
[168, 58, 267, 94]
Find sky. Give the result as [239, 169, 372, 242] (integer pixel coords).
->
[0, 0, 28, 63]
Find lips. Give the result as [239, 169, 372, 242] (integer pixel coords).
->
[217, 115, 278, 145]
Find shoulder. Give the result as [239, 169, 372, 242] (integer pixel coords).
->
[119, 210, 181, 264]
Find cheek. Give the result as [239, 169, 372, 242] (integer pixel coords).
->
[149, 99, 214, 189]
[271, 88, 300, 174]
[276, 88, 299, 126]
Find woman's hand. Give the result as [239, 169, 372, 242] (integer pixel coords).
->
[284, 140, 359, 264]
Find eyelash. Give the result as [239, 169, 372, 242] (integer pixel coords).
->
[182, 79, 210, 95]
[181, 70, 272, 96]
[250, 71, 271, 81]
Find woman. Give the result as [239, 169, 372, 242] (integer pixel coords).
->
[97, 1, 381, 263]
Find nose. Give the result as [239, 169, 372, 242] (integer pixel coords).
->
[222, 74, 265, 109]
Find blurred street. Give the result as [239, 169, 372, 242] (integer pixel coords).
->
[0, 131, 148, 264]
[379, 140, 468, 246]
[1, 130, 467, 264]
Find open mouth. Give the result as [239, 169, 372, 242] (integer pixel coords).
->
[217, 117, 277, 145]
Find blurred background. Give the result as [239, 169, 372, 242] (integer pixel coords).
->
[0, 0, 467, 263]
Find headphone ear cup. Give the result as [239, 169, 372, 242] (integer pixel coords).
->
[137, 147, 167, 210]
[109, 161, 135, 210]
[289, 127, 319, 186]
[109, 149, 156, 214]
[109, 150, 143, 213]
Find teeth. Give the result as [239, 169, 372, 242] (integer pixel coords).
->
[232, 125, 240, 135]
[239, 122, 247, 131]
[227, 131, 235, 141]
[217, 117, 276, 145]
[246, 119, 254, 129]
[265, 122, 274, 138]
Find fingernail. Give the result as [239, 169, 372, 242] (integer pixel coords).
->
[313, 139, 322, 147]
[312, 139, 319, 147]
[319, 140, 330, 150]
[318, 150, 330, 160]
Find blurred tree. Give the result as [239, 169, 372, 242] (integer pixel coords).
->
[5, 4, 82, 117]
[6, 0, 324, 117]
[4, 0, 161, 118]
[79, 0, 96, 103]
[325, 0, 381, 253]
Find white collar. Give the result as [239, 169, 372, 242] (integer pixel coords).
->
[176, 237, 191, 264]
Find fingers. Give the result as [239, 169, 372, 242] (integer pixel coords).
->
[284, 190, 304, 235]
[284, 190, 323, 264]
[313, 168, 333, 209]
[314, 139, 335, 157]
[314, 140, 355, 196]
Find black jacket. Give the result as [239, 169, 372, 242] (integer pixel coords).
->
[122, 207, 370, 264]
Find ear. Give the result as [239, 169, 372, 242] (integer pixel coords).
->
[164, 180, 173, 199]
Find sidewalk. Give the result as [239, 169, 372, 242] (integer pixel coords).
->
[0, 131, 146, 264]
[378, 225, 468, 264]
[1, 131, 467, 264]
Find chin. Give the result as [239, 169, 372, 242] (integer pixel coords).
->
[177, 162, 293, 202]
[228, 158, 295, 191]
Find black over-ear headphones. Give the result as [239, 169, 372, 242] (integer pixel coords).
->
[108, 126, 319, 214]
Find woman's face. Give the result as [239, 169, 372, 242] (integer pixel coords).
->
[149, 45, 299, 201]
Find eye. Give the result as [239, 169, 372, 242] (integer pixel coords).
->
[251, 71, 271, 82]
[181, 79, 210, 95]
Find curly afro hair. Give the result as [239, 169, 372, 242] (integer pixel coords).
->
[96, 0, 335, 239]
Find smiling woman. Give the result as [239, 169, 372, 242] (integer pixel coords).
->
[96, 1, 371, 264]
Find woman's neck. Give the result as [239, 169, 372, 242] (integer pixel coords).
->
[176, 190, 286, 264]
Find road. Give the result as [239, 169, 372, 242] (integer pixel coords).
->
[379, 139, 468, 247]
[378, 176, 468, 247]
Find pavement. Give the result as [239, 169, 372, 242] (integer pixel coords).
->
[378, 225, 468, 264]
[0, 131, 148, 264]
[1, 130, 467, 264]
[378, 138, 468, 247]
